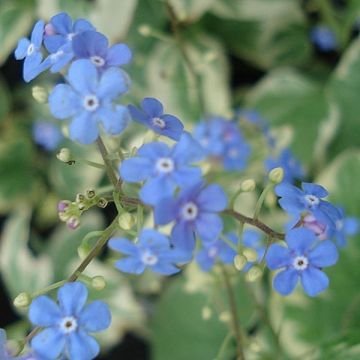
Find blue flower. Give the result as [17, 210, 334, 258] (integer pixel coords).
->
[241, 230, 265, 271]
[29, 282, 111, 360]
[154, 182, 228, 253]
[193, 117, 250, 171]
[108, 229, 188, 275]
[196, 233, 237, 272]
[310, 26, 337, 52]
[265, 148, 304, 184]
[275, 182, 340, 227]
[266, 228, 338, 296]
[119, 132, 204, 205]
[15, 20, 46, 82]
[332, 207, 359, 248]
[128, 98, 184, 141]
[49, 59, 130, 144]
[73, 31, 132, 72]
[32, 121, 63, 151]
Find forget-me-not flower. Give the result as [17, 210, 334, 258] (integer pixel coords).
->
[266, 228, 338, 296]
[119, 132, 204, 205]
[109, 229, 188, 275]
[154, 182, 228, 253]
[128, 98, 184, 141]
[29, 282, 111, 360]
[310, 25, 337, 52]
[49, 59, 130, 144]
[32, 121, 63, 151]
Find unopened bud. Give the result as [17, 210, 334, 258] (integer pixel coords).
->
[240, 179, 256, 192]
[76, 193, 85, 203]
[14, 292, 31, 308]
[59, 211, 70, 222]
[118, 212, 136, 230]
[97, 198, 108, 208]
[234, 254, 247, 271]
[219, 311, 231, 323]
[269, 167, 284, 184]
[245, 266, 263, 282]
[56, 148, 72, 163]
[32, 86, 48, 103]
[67, 216, 80, 230]
[243, 248, 258, 262]
[201, 306, 212, 320]
[138, 24, 151, 37]
[57, 200, 70, 213]
[91, 276, 106, 291]
[86, 188, 96, 199]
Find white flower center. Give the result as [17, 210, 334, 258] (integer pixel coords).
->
[305, 194, 320, 207]
[156, 157, 174, 174]
[181, 202, 198, 221]
[83, 95, 99, 112]
[59, 316, 78, 334]
[293, 256, 309, 271]
[27, 43, 35, 56]
[67, 33, 76, 41]
[152, 117, 166, 129]
[208, 246, 218, 258]
[90, 55, 105, 67]
[228, 148, 238, 158]
[141, 250, 158, 266]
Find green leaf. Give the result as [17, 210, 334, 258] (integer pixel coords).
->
[0, 207, 53, 300]
[245, 68, 338, 165]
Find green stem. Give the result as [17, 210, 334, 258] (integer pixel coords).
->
[77, 159, 105, 169]
[253, 183, 274, 220]
[96, 137, 119, 188]
[31, 280, 67, 298]
[215, 331, 233, 360]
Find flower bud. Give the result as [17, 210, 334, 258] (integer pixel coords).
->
[240, 179, 256, 192]
[57, 200, 70, 213]
[118, 212, 136, 230]
[32, 86, 48, 103]
[13, 292, 31, 308]
[234, 254, 247, 271]
[75, 194, 85, 203]
[67, 216, 80, 230]
[201, 306, 212, 320]
[219, 311, 231, 323]
[86, 188, 96, 199]
[91, 276, 106, 291]
[78, 202, 86, 211]
[97, 198, 108, 208]
[56, 148, 72, 163]
[245, 266, 263, 282]
[243, 247, 258, 262]
[138, 24, 152, 37]
[58, 211, 70, 222]
[269, 167, 284, 184]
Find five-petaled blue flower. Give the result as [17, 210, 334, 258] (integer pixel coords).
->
[119, 132, 204, 205]
[275, 182, 340, 228]
[29, 282, 111, 360]
[33, 121, 63, 151]
[310, 25, 337, 52]
[265, 148, 303, 184]
[108, 229, 188, 275]
[196, 233, 237, 272]
[15, 20, 45, 82]
[154, 182, 228, 253]
[73, 31, 132, 73]
[266, 228, 338, 296]
[128, 98, 184, 141]
[49, 59, 130, 144]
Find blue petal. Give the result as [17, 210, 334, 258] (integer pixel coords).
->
[171, 221, 195, 253]
[196, 250, 215, 271]
[49, 84, 80, 119]
[195, 213, 223, 243]
[172, 131, 205, 164]
[49, 49, 73, 73]
[51, 13, 72, 35]
[23, 52, 43, 82]
[197, 184, 227, 212]
[115, 257, 146, 274]
[154, 198, 177, 225]
[58, 282, 88, 316]
[140, 176, 174, 205]
[97, 105, 129, 135]
[72, 31, 108, 58]
[139, 229, 170, 250]
[31, 328, 65, 359]
[301, 267, 329, 297]
[308, 240, 338, 267]
[286, 228, 316, 253]
[108, 238, 138, 256]
[119, 157, 153, 182]
[67, 59, 98, 94]
[29, 296, 61, 326]
[15, 38, 30, 60]
[138, 141, 170, 159]
[67, 331, 99, 360]
[69, 112, 99, 144]
[141, 97, 163, 117]
[79, 301, 111, 332]
[73, 18, 96, 33]
[151, 261, 180, 275]
[44, 34, 66, 53]
[30, 20, 45, 48]
[97, 68, 129, 99]
[106, 43, 132, 66]
[242, 230, 262, 248]
[158, 114, 184, 141]
[273, 269, 298, 296]
[302, 182, 328, 198]
[278, 198, 304, 214]
[128, 104, 148, 124]
[172, 167, 202, 188]
[275, 183, 303, 198]
[266, 244, 290, 270]
[344, 217, 359, 235]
